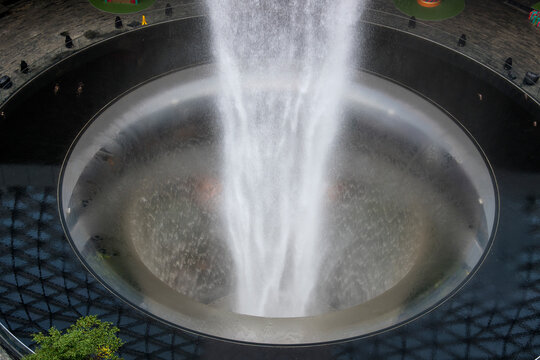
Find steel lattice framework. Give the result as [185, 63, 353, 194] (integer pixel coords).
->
[0, 186, 539, 359]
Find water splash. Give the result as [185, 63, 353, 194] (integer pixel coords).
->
[208, 0, 361, 317]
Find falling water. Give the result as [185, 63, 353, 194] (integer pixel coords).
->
[208, 1, 361, 317]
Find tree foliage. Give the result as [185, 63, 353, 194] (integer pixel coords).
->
[22, 315, 123, 360]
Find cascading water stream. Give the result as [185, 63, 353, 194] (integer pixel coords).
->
[208, 1, 361, 317]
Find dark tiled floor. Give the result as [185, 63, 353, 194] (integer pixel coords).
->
[0, 0, 202, 103]
[1, 0, 540, 96]
[1, 0, 540, 103]
[369, 0, 540, 87]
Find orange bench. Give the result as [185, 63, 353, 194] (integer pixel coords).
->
[417, 0, 441, 7]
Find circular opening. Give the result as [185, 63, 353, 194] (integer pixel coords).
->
[59, 64, 496, 344]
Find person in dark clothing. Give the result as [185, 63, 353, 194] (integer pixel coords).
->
[20, 60, 29, 74]
[65, 34, 73, 48]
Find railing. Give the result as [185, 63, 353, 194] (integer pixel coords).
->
[0, 322, 33, 359]
[0, 1, 206, 106]
[1, 4, 539, 106]
[1, 4, 540, 107]
[361, 8, 540, 102]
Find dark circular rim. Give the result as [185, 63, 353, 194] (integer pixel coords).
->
[51, 19, 506, 347]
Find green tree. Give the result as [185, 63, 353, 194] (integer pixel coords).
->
[23, 315, 123, 360]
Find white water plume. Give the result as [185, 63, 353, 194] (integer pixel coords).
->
[208, 1, 361, 317]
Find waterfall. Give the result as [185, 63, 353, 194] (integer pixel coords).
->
[208, 0, 360, 317]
